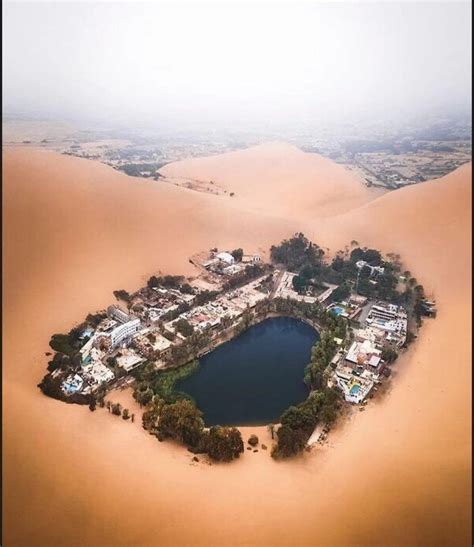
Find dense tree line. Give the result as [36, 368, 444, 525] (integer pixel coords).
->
[270, 233, 325, 272]
[268, 298, 347, 459]
[271, 233, 403, 304]
[193, 290, 221, 306]
[349, 247, 382, 266]
[160, 302, 191, 322]
[272, 388, 341, 459]
[118, 162, 166, 177]
[132, 359, 199, 405]
[142, 397, 244, 462]
[113, 289, 131, 303]
[147, 274, 185, 289]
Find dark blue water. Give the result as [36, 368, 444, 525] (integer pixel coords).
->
[177, 317, 319, 426]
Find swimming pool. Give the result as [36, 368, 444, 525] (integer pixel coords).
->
[332, 306, 344, 316]
[350, 384, 361, 395]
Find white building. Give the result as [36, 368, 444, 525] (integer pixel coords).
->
[356, 260, 385, 276]
[222, 264, 241, 276]
[79, 335, 96, 362]
[216, 252, 235, 265]
[334, 369, 374, 404]
[107, 305, 130, 324]
[110, 318, 141, 348]
[116, 350, 145, 372]
[83, 362, 115, 386]
[365, 303, 407, 345]
[345, 339, 381, 366]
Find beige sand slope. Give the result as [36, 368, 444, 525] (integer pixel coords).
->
[2, 145, 471, 547]
[160, 142, 385, 217]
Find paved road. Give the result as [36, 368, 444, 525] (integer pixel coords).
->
[270, 268, 286, 299]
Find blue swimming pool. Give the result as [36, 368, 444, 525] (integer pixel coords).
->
[350, 384, 360, 395]
[332, 306, 344, 316]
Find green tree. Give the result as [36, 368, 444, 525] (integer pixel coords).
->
[113, 289, 131, 303]
[37, 373, 64, 400]
[206, 426, 244, 461]
[231, 248, 244, 262]
[331, 283, 351, 303]
[381, 346, 398, 364]
[292, 275, 307, 294]
[49, 334, 75, 356]
[280, 405, 316, 433]
[350, 248, 382, 266]
[272, 425, 307, 459]
[147, 275, 160, 288]
[142, 399, 163, 432]
[175, 318, 194, 338]
[180, 283, 195, 295]
[156, 399, 205, 448]
[134, 386, 154, 407]
[111, 403, 122, 416]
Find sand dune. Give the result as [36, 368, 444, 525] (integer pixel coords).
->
[160, 142, 385, 217]
[2, 144, 471, 546]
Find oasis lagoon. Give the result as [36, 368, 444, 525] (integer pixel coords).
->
[177, 317, 319, 426]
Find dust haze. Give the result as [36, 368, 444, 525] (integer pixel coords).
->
[3, 1, 472, 131]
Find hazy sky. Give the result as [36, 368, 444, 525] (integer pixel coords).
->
[3, 1, 472, 130]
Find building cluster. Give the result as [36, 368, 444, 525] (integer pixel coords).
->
[189, 249, 262, 287]
[61, 267, 269, 396]
[199, 250, 262, 281]
[59, 244, 413, 411]
[164, 277, 268, 336]
[329, 300, 408, 404]
[351, 147, 472, 189]
[273, 271, 337, 305]
[326, 294, 368, 321]
[128, 287, 197, 326]
[62, 305, 144, 395]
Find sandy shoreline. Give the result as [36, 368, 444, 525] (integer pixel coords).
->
[3, 144, 471, 546]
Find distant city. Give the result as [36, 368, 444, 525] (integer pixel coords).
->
[3, 110, 471, 190]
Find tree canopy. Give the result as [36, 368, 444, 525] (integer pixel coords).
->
[206, 426, 244, 461]
[156, 399, 205, 448]
[231, 248, 244, 262]
[270, 233, 324, 272]
[175, 318, 194, 337]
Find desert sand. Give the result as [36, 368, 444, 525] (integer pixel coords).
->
[159, 142, 386, 217]
[3, 144, 471, 546]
